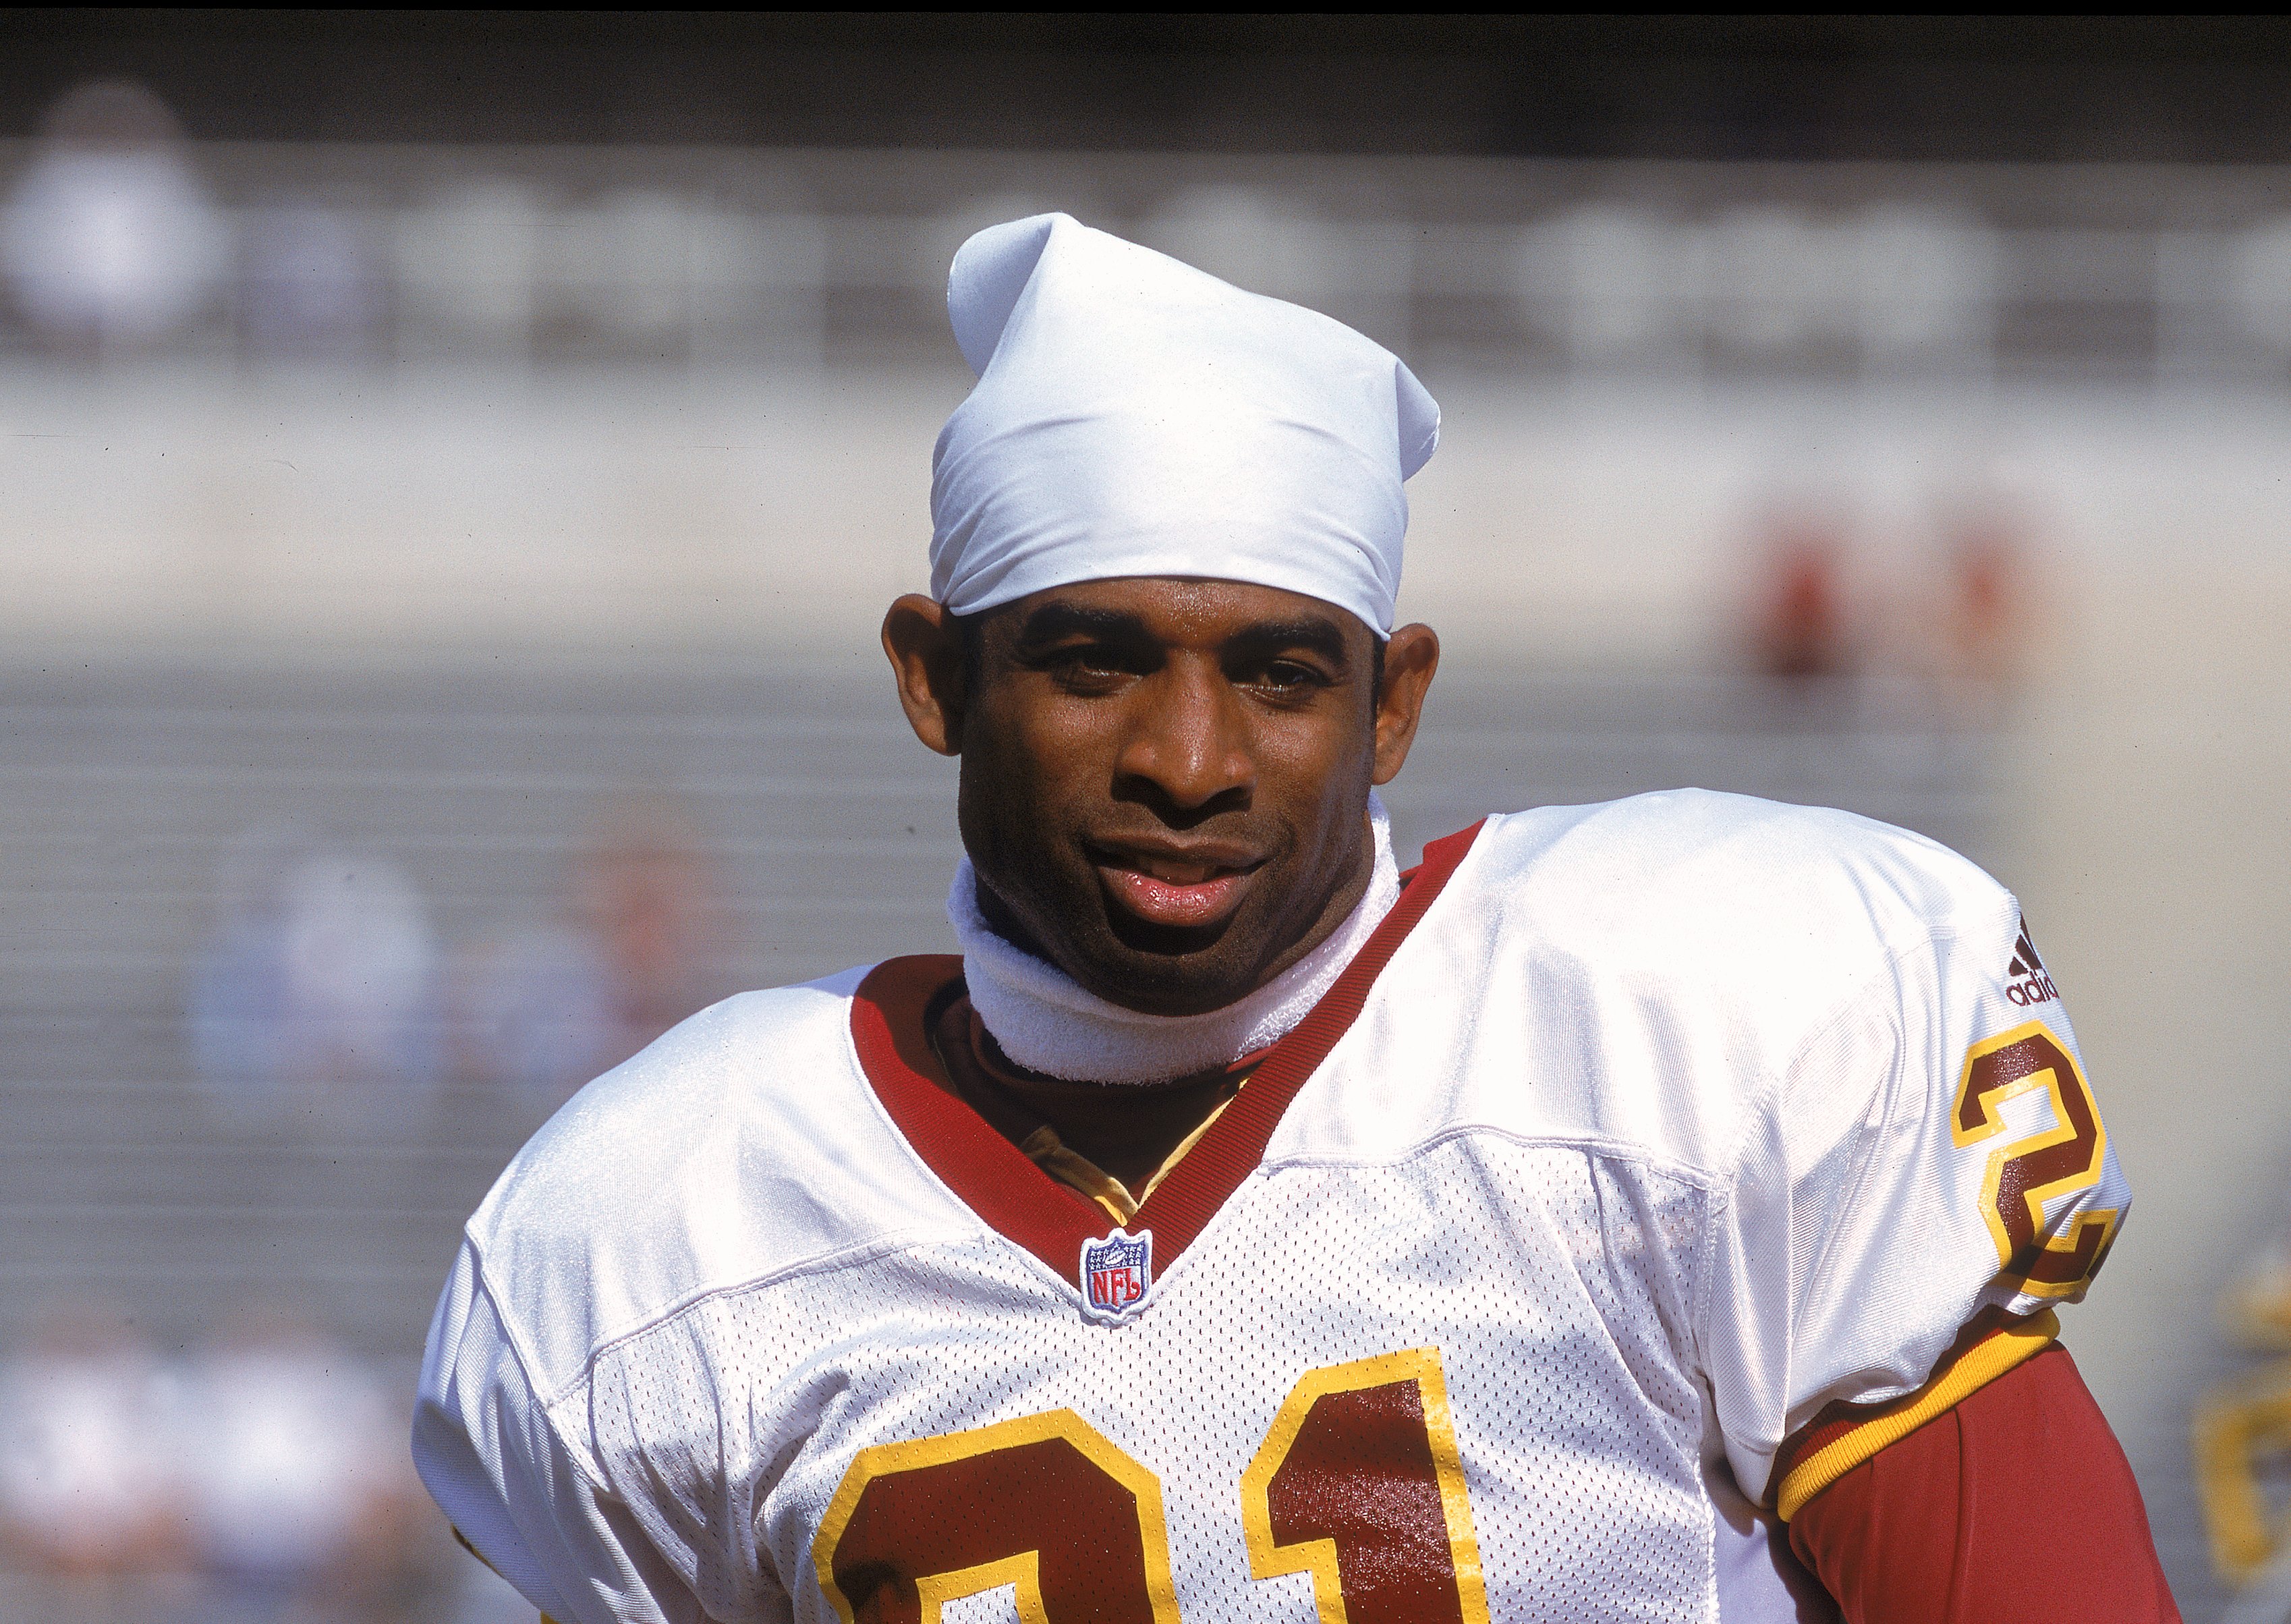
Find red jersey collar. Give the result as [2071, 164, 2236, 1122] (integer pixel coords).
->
[848, 820, 1484, 1284]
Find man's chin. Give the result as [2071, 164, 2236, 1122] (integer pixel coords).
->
[986, 863, 1301, 1017]
[1104, 903, 1219, 947]
[1066, 918, 1278, 1018]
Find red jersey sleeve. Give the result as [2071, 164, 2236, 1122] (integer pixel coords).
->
[1788, 1344, 2178, 1623]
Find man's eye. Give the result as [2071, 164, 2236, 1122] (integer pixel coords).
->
[1047, 647, 1134, 681]
[1252, 661, 1326, 692]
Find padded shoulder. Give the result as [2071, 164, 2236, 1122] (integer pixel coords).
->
[462, 969, 975, 1401]
[1469, 788, 2015, 1028]
[1315, 791, 2021, 1171]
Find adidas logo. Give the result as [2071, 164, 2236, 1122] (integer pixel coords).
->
[2006, 917, 2058, 1007]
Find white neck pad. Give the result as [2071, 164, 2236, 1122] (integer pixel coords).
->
[946, 794, 1400, 1086]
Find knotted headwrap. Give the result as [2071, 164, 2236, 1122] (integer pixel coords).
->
[928, 212, 1440, 637]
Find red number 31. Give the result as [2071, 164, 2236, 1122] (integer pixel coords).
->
[813, 1347, 1491, 1624]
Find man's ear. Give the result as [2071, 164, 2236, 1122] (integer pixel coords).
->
[882, 594, 967, 757]
[1369, 622, 1440, 785]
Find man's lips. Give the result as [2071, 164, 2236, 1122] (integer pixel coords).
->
[1090, 843, 1265, 930]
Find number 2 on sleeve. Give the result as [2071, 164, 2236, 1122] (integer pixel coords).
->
[1953, 1020, 2119, 1297]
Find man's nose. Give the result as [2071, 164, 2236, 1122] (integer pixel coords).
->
[1114, 662, 1254, 812]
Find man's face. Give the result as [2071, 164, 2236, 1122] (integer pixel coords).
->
[886, 577, 1438, 1017]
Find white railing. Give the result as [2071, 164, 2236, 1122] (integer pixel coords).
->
[4, 142, 2291, 384]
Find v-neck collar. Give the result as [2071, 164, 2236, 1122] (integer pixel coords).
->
[847, 820, 1483, 1286]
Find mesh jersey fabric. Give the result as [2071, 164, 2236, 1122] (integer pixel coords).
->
[413, 788, 2130, 1624]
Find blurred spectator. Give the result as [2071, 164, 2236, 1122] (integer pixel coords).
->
[1940, 501, 2033, 688]
[455, 799, 728, 1106]
[393, 179, 544, 355]
[1748, 507, 1857, 679]
[0, 1302, 187, 1588]
[171, 1308, 427, 1623]
[451, 921, 617, 1106]
[0, 80, 227, 352]
[239, 202, 385, 356]
[576, 801, 727, 1044]
[190, 832, 443, 1125]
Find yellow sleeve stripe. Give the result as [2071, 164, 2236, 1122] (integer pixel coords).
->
[1775, 1308, 2059, 1520]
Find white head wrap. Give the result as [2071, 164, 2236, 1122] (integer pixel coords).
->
[929, 213, 1439, 638]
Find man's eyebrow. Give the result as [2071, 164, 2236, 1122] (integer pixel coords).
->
[1012, 603, 1152, 645]
[1226, 617, 1352, 663]
[1009, 604, 1353, 663]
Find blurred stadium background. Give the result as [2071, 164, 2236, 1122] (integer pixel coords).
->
[1, 16, 2288, 1621]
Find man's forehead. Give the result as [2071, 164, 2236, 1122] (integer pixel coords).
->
[999, 577, 1367, 644]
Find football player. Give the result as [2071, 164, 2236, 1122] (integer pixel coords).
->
[414, 214, 2176, 1622]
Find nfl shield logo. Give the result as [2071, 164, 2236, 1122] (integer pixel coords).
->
[1079, 1227, 1153, 1322]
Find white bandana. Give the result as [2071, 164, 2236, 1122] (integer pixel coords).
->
[930, 213, 1439, 638]
[946, 795, 1401, 1085]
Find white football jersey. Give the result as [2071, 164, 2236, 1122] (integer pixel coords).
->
[414, 790, 2128, 1624]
